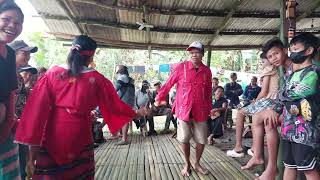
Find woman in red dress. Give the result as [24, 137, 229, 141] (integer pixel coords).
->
[15, 35, 147, 179]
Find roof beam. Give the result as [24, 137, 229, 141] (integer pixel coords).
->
[40, 13, 280, 35]
[56, 0, 84, 34]
[51, 32, 263, 50]
[207, 0, 246, 45]
[70, 0, 320, 19]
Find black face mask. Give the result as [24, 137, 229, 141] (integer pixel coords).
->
[290, 49, 308, 64]
[141, 85, 149, 93]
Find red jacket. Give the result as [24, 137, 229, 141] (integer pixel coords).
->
[156, 60, 212, 122]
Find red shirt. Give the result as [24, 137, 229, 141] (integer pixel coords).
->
[15, 66, 136, 164]
[156, 60, 212, 122]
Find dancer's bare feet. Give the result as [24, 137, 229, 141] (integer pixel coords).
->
[181, 164, 191, 177]
[207, 134, 214, 145]
[241, 157, 264, 170]
[107, 135, 120, 140]
[193, 163, 209, 175]
[255, 168, 277, 180]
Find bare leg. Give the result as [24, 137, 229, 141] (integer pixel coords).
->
[181, 143, 191, 176]
[304, 169, 320, 180]
[283, 168, 297, 180]
[234, 109, 246, 151]
[121, 123, 129, 142]
[257, 121, 279, 180]
[194, 143, 209, 175]
[242, 112, 265, 169]
[116, 123, 129, 145]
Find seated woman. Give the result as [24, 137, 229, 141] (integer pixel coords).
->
[208, 86, 228, 144]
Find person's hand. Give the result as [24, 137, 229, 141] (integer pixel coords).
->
[136, 107, 148, 117]
[264, 108, 280, 128]
[91, 110, 101, 118]
[154, 101, 166, 107]
[151, 105, 157, 112]
[210, 109, 217, 116]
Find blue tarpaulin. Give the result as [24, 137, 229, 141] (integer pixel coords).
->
[159, 64, 170, 73]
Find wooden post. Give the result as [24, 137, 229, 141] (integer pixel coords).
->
[207, 48, 212, 67]
[276, 1, 287, 180]
[277, 1, 297, 180]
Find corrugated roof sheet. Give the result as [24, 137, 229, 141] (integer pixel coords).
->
[28, 0, 320, 50]
[30, 0, 67, 16]
[226, 18, 280, 30]
[211, 35, 274, 46]
[72, 2, 117, 21]
[297, 18, 320, 30]
[44, 19, 81, 35]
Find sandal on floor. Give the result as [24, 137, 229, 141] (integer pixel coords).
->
[247, 148, 254, 156]
[226, 149, 245, 158]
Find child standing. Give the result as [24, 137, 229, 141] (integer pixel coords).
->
[276, 33, 320, 179]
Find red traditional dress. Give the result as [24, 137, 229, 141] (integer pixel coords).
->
[15, 65, 136, 179]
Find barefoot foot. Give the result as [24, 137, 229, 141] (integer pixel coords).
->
[193, 163, 209, 175]
[255, 168, 277, 180]
[181, 165, 191, 177]
[241, 157, 264, 170]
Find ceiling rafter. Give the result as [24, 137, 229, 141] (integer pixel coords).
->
[51, 32, 264, 50]
[207, 0, 247, 45]
[56, 0, 84, 34]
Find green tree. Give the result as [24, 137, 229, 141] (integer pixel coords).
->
[26, 32, 68, 68]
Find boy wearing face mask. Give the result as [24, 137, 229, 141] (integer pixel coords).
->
[272, 33, 320, 180]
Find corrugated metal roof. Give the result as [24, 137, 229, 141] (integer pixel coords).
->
[72, 2, 117, 21]
[211, 35, 274, 46]
[238, 0, 281, 12]
[120, 0, 237, 10]
[120, 29, 146, 42]
[118, 10, 143, 24]
[44, 19, 81, 34]
[226, 18, 280, 30]
[297, 18, 320, 30]
[151, 32, 210, 45]
[29, 0, 67, 16]
[28, 0, 320, 50]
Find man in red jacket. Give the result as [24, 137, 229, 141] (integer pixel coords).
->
[155, 42, 212, 176]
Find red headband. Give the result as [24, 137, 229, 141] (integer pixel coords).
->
[79, 50, 95, 56]
[71, 44, 95, 56]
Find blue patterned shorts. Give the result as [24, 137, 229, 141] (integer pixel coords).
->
[243, 98, 274, 116]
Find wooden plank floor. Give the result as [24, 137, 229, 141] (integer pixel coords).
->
[95, 134, 255, 180]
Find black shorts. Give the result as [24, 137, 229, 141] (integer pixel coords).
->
[283, 140, 318, 171]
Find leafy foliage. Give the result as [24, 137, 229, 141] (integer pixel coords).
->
[24, 32, 260, 85]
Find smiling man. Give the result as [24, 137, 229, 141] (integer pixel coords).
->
[155, 41, 212, 177]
